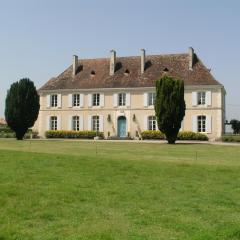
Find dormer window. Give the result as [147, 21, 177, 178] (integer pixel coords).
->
[163, 67, 169, 72]
[91, 70, 95, 76]
[124, 69, 130, 76]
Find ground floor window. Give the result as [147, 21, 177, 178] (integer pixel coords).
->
[198, 115, 206, 132]
[148, 116, 157, 130]
[72, 116, 80, 131]
[50, 116, 57, 130]
[92, 116, 99, 131]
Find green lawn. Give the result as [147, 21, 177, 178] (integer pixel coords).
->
[0, 140, 240, 240]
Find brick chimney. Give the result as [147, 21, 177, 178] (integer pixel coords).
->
[188, 47, 194, 71]
[109, 50, 116, 76]
[141, 49, 146, 74]
[72, 55, 78, 77]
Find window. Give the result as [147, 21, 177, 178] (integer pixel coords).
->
[73, 94, 80, 107]
[148, 93, 156, 106]
[92, 93, 100, 106]
[51, 94, 58, 107]
[197, 92, 206, 105]
[118, 93, 126, 106]
[72, 116, 80, 131]
[92, 116, 99, 131]
[148, 116, 157, 130]
[50, 116, 57, 130]
[198, 115, 206, 132]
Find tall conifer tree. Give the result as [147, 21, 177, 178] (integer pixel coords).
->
[5, 78, 40, 140]
[155, 76, 185, 144]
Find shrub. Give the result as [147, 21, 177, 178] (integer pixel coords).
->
[141, 130, 165, 140]
[45, 130, 104, 139]
[141, 130, 208, 141]
[221, 135, 240, 142]
[177, 131, 208, 141]
[0, 132, 15, 138]
[0, 128, 38, 139]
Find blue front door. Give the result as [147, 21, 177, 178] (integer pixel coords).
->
[118, 116, 126, 137]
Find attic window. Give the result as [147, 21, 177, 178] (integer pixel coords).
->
[91, 70, 96, 76]
[124, 69, 130, 75]
[163, 68, 169, 72]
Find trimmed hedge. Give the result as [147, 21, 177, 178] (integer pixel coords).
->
[45, 130, 104, 139]
[141, 130, 165, 140]
[141, 130, 208, 141]
[177, 131, 208, 141]
[221, 135, 240, 143]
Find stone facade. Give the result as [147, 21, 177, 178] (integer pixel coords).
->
[35, 48, 226, 140]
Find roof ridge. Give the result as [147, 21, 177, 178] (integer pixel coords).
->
[78, 53, 188, 61]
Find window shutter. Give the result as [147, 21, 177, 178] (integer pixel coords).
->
[47, 95, 50, 108]
[180, 120, 183, 131]
[46, 116, 50, 130]
[144, 115, 148, 130]
[57, 94, 62, 108]
[99, 115, 104, 132]
[143, 93, 148, 107]
[88, 94, 92, 107]
[68, 116, 72, 130]
[68, 94, 73, 108]
[100, 93, 105, 107]
[192, 115, 197, 132]
[206, 115, 212, 133]
[87, 115, 92, 130]
[192, 92, 197, 106]
[80, 94, 84, 108]
[79, 115, 84, 130]
[126, 93, 131, 107]
[113, 93, 118, 107]
[57, 115, 61, 130]
[206, 91, 212, 106]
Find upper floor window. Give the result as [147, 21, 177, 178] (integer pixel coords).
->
[148, 93, 156, 106]
[93, 93, 100, 106]
[72, 116, 80, 131]
[51, 94, 58, 107]
[73, 94, 80, 107]
[118, 93, 126, 106]
[198, 115, 206, 132]
[92, 116, 99, 131]
[148, 116, 157, 130]
[50, 116, 57, 130]
[197, 92, 206, 105]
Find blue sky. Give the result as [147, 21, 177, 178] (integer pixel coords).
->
[0, 0, 240, 119]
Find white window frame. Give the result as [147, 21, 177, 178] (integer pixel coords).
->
[148, 93, 156, 106]
[72, 116, 80, 131]
[148, 116, 157, 130]
[197, 115, 206, 133]
[92, 93, 100, 106]
[50, 116, 58, 130]
[118, 93, 126, 106]
[92, 115, 100, 131]
[197, 91, 206, 105]
[73, 94, 80, 107]
[51, 94, 58, 107]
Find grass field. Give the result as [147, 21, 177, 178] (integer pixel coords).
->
[0, 139, 240, 240]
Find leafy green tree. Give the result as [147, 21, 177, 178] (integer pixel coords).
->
[5, 78, 40, 140]
[230, 119, 240, 134]
[155, 76, 186, 144]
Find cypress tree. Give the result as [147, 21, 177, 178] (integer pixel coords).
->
[5, 78, 40, 140]
[155, 76, 185, 144]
